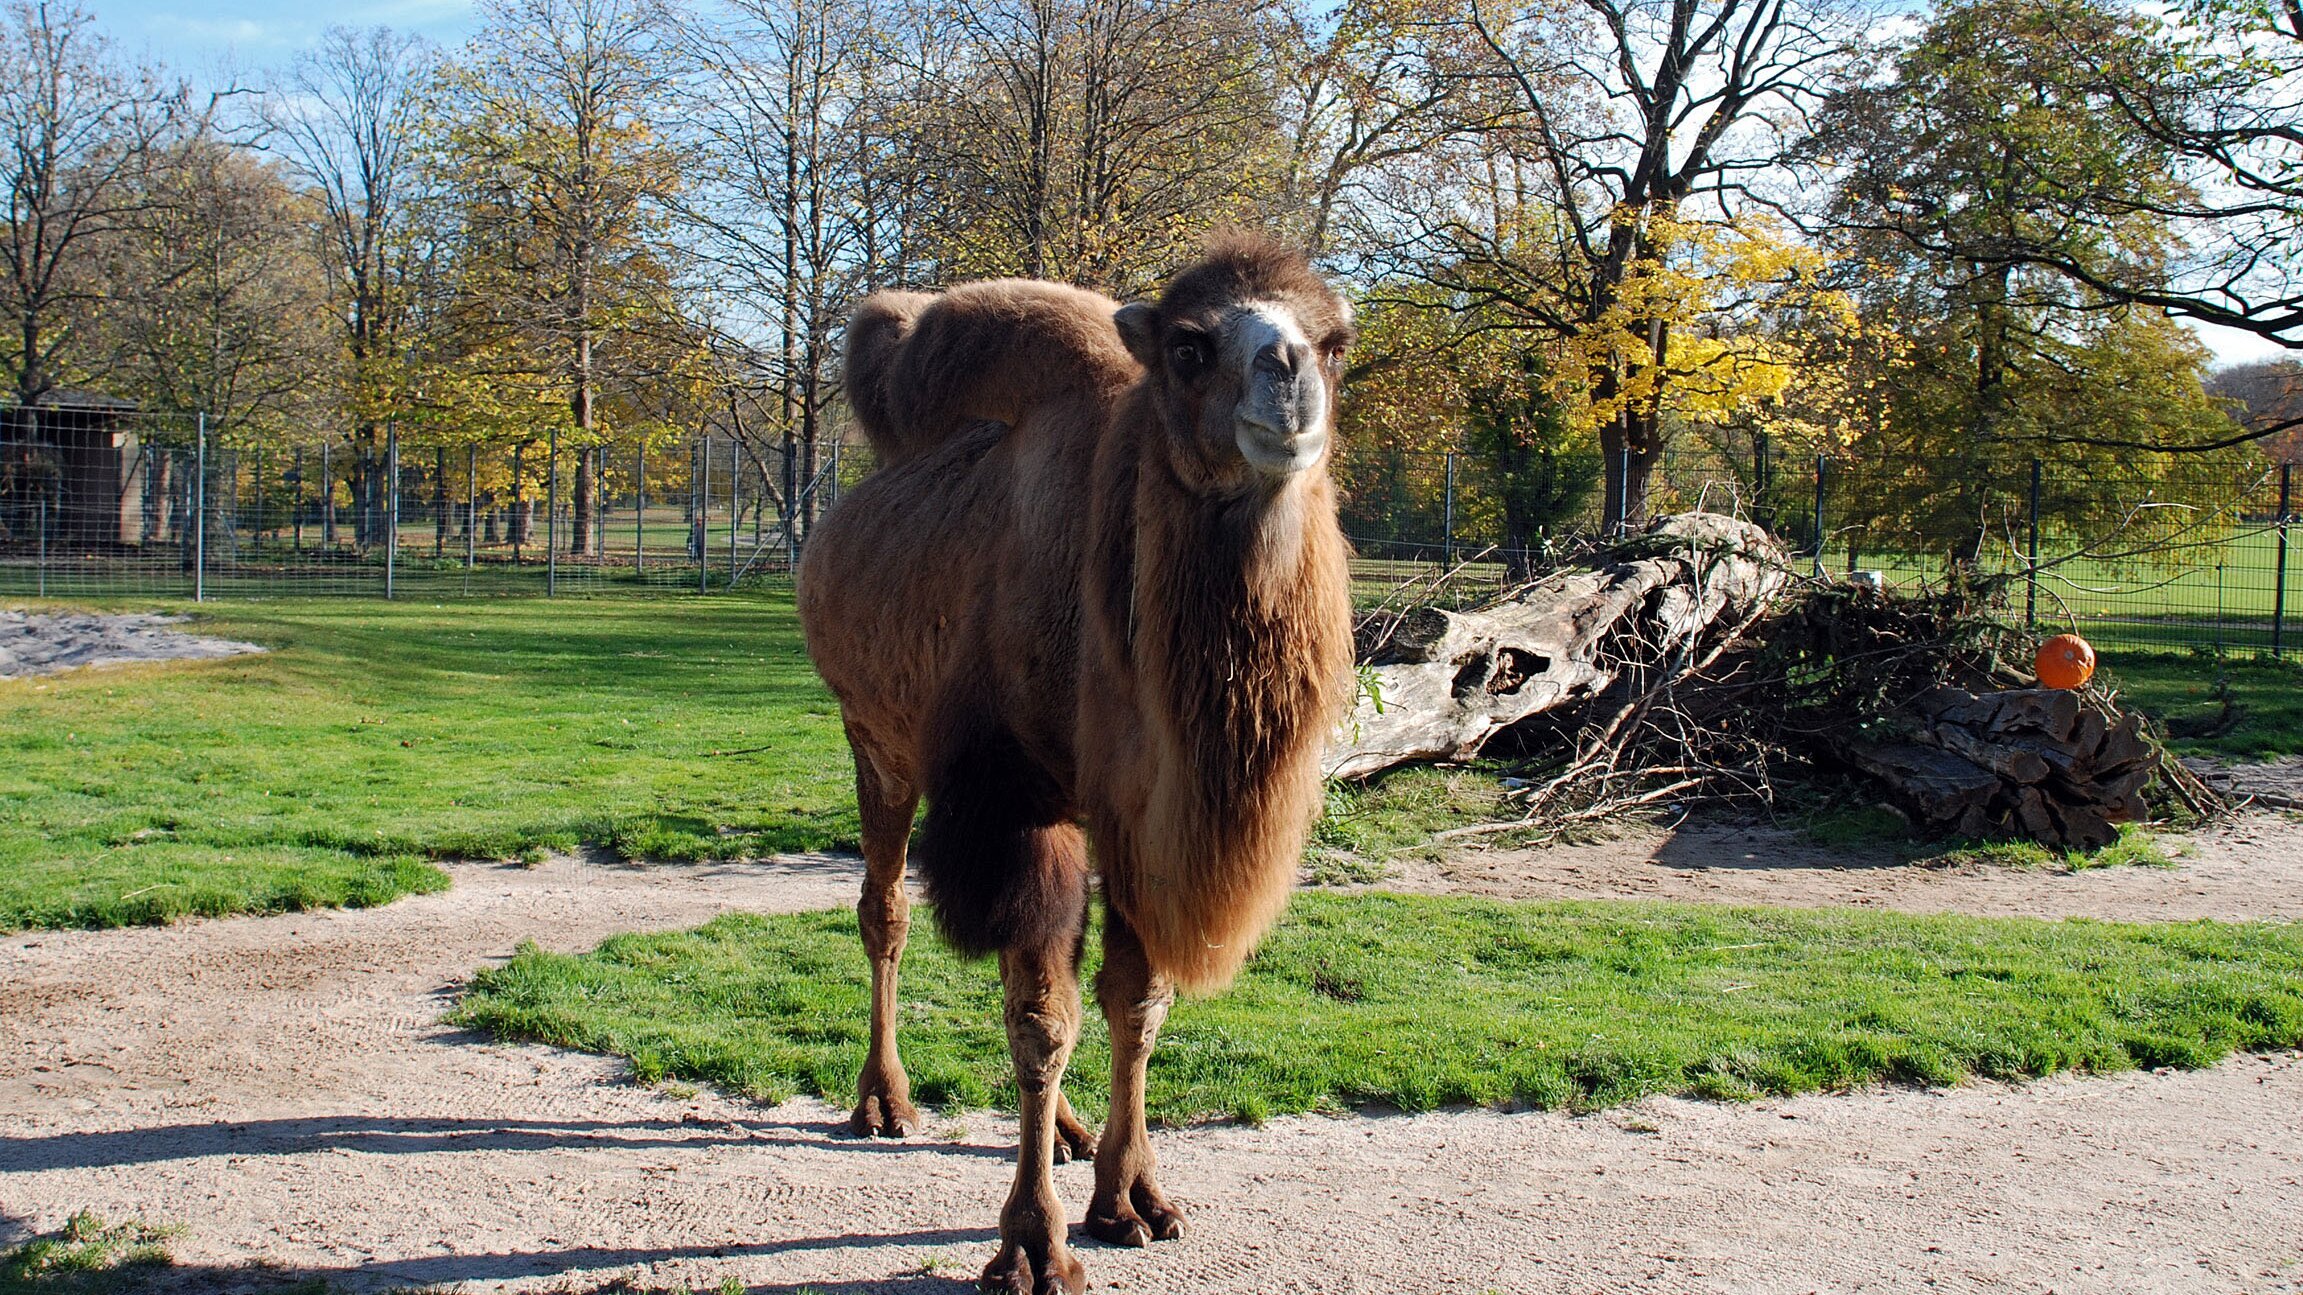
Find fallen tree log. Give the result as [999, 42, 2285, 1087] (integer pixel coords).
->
[1325, 512, 1790, 780]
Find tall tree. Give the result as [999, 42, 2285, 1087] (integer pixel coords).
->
[437, 0, 685, 552]
[1814, 0, 2249, 557]
[105, 134, 333, 439]
[679, 0, 878, 545]
[1383, 0, 1861, 530]
[266, 26, 435, 436]
[1981, 0, 2303, 352]
[891, 0, 1285, 294]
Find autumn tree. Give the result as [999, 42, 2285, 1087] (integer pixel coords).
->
[0, 0, 178, 408]
[1968, 0, 2303, 353]
[1813, 0, 2253, 559]
[1379, 0, 1861, 530]
[433, 0, 686, 553]
[104, 134, 333, 440]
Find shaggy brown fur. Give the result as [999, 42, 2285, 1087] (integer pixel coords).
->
[797, 233, 1355, 1293]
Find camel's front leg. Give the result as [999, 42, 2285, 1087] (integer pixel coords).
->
[982, 933, 1087, 1294]
[1086, 909, 1187, 1246]
[850, 740, 920, 1137]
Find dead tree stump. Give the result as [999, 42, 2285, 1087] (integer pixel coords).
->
[1840, 686, 2153, 849]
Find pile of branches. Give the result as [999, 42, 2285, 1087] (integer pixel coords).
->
[1330, 519, 2221, 845]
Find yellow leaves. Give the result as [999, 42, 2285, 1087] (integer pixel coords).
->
[1665, 335, 1798, 423]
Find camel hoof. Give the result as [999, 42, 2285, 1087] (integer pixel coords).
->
[1052, 1109, 1096, 1166]
[848, 1092, 918, 1138]
[1085, 1189, 1187, 1247]
[979, 1239, 1085, 1294]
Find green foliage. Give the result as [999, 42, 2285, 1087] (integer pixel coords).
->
[457, 892, 2303, 1122]
[1465, 352, 1603, 550]
[1309, 765, 1516, 879]
[0, 590, 857, 931]
[0, 1213, 177, 1295]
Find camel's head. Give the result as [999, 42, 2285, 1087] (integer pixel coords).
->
[1115, 234, 1355, 491]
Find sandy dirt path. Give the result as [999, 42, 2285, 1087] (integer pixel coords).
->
[4, 836, 2302, 1295]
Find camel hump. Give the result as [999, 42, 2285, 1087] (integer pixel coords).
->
[842, 280, 1136, 466]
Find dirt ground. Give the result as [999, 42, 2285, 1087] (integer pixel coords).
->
[4, 822, 2302, 1295]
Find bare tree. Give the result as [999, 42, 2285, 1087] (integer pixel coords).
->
[892, 0, 1285, 294]
[0, 0, 179, 408]
[107, 134, 333, 438]
[263, 24, 434, 546]
[266, 27, 434, 422]
[677, 0, 878, 546]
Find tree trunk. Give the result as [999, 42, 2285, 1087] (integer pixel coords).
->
[1328, 513, 1788, 780]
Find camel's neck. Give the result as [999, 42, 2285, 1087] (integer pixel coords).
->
[1110, 458, 1354, 990]
[1134, 465, 1354, 831]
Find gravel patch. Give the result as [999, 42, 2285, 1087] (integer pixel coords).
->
[0, 610, 265, 679]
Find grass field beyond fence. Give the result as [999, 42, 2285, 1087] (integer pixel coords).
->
[456, 893, 2303, 1123]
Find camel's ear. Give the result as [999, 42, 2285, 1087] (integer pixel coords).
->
[1114, 302, 1160, 368]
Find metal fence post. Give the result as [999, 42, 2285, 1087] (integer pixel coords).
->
[728, 436, 740, 586]
[2276, 463, 2293, 658]
[1811, 455, 1826, 579]
[320, 439, 333, 548]
[635, 447, 646, 574]
[546, 427, 560, 597]
[194, 413, 207, 602]
[466, 445, 478, 572]
[2026, 458, 2042, 630]
[385, 423, 399, 600]
[36, 492, 45, 599]
[697, 436, 710, 592]
[1442, 451, 1456, 569]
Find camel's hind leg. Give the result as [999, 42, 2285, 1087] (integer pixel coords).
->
[981, 826, 1090, 1295]
[1086, 906, 1187, 1246]
[848, 730, 921, 1138]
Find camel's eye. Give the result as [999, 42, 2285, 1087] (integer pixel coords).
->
[1168, 332, 1210, 374]
[1321, 344, 1347, 377]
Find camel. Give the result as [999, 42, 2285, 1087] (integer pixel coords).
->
[796, 233, 1356, 1294]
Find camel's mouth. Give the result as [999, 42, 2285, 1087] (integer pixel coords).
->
[1235, 421, 1328, 476]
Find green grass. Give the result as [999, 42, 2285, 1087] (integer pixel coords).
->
[1802, 807, 2177, 870]
[1309, 766, 1516, 881]
[0, 589, 857, 931]
[454, 891, 2303, 1124]
[2103, 648, 2303, 761]
[0, 1213, 178, 1295]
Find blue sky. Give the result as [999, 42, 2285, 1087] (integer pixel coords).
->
[97, 0, 477, 80]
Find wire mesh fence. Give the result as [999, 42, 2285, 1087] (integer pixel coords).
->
[1335, 438, 2298, 655]
[2, 398, 2294, 657]
[0, 404, 857, 601]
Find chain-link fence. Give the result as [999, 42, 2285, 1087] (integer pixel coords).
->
[0, 403, 857, 601]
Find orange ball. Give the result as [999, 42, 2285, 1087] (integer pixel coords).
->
[2035, 633, 2096, 690]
